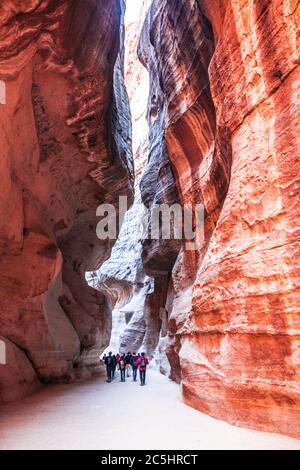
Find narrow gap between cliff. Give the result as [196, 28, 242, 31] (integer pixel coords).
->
[87, 0, 153, 357]
[103, 0, 152, 355]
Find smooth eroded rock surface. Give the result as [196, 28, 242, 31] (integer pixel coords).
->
[0, 0, 133, 400]
[139, 0, 300, 438]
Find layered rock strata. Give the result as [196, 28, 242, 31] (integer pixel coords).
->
[139, 0, 300, 438]
[0, 0, 133, 401]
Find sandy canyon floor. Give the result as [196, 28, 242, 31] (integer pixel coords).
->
[0, 369, 299, 450]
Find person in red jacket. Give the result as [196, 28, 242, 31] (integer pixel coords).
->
[135, 352, 149, 386]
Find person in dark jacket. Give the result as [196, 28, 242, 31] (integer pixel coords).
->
[131, 352, 138, 382]
[104, 351, 114, 383]
[136, 352, 149, 386]
[125, 352, 132, 377]
[119, 353, 126, 382]
[112, 354, 117, 379]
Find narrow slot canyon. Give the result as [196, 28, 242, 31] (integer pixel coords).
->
[0, 0, 300, 451]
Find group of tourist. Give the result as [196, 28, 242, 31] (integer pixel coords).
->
[102, 351, 149, 386]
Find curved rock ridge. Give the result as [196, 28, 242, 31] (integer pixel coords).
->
[0, 0, 133, 401]
[137, 2, 182, 362]
[139, 0, 300, 438]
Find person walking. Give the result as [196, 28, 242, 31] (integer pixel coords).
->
[104, 351, 114, 383]
[136, 352, 149, 386]
[131, 352, 138, 382]
[125, 351, 132, 378]
[119, 354, 126, 382]
[112, 354, 117, 379]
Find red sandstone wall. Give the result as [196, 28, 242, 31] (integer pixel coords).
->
[0, 0, 133, 401]
[140, 0, 300, 438]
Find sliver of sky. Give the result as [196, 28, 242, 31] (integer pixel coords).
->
[125, 0, 144, 25]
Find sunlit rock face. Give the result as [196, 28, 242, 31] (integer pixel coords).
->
[0, 0, 133, 401]
[140, 0, 300, 438]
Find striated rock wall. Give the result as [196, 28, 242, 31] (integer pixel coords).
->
[0, 0, 133, 401]
[140, 0, 300, 438]
[138, 4, 181, 361]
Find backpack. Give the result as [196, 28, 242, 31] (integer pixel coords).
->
[140, 357, 146, 368]
[131, 356, 137, 366]
[106, 356, 112, 366]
